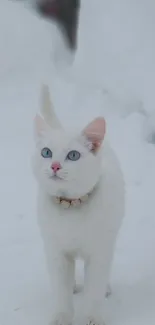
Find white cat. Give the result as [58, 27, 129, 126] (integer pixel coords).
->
[32, 85, 125, 325]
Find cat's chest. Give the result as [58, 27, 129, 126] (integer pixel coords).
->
[37, 195, 102, 253]
[39, 199, 93, 233]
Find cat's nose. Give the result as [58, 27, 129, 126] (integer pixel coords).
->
[51, 161, 62, 173]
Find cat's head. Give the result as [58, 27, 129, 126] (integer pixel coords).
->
[32, 86, 106, 199]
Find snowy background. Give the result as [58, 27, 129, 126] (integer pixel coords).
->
[0, 0, 155, 324]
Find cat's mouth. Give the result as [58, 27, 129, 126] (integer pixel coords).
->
[49, 175, 63, 181]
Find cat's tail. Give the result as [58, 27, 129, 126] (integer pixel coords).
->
[40, 84, 62, 129]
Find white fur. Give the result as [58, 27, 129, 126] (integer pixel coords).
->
[32, 87, 125, 325]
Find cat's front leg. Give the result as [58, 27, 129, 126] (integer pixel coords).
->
[79, 250, 114, 325]
[46, 252, 75, 325]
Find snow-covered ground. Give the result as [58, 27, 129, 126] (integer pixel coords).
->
[0, 0, 155, 324]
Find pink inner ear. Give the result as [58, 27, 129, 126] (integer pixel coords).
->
[84, 117, 106, 140]
[83, 117, 106, 151]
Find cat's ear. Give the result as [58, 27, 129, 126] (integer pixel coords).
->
[34, 113, 48, 138]
[82, 117, 106, 152]
[40, 84, 62, 129]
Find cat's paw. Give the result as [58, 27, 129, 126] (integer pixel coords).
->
[49, 312, 72, 325]
[79, 315, 106, 325]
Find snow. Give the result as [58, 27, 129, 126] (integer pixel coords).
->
[0, 0, 155, 324]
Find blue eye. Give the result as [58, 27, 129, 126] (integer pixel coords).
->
[67, 150, 81, 161]
[41, 147, 52, 158]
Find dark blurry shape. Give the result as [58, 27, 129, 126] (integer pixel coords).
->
[147, 132, 155, 144]
[38, 0, 80, 49]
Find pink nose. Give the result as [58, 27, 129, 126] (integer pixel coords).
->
[51, 161, 62, 173]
